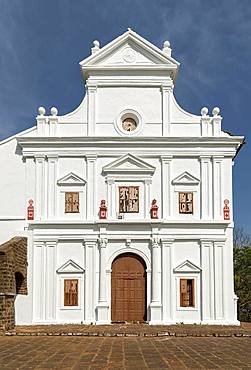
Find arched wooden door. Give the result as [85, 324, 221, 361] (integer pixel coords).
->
[111, 253, 147, 322]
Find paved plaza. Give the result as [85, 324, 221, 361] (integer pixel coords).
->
[0, 336, 250, 369]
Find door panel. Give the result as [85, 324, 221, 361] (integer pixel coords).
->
[111, 253, 146, 322]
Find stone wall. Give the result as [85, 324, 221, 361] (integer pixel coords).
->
[0, 237, 27, 332]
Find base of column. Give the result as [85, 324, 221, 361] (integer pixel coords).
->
[149, 302, 162, 325]
[96, 302, 109, 325]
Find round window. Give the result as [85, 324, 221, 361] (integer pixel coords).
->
[122, 117, 137, 132]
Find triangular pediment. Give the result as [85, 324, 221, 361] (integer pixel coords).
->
[103, 154, 155, 175]
[80, 30, 179, 72]
[172, 171, 200, 185]
[57, 172, 86, 186]
[173, 260, 201, 273]
[57, 259, 84, 274]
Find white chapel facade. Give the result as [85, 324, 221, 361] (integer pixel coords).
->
[0, 30, 243, 325]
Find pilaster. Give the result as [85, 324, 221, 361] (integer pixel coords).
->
[35, 155, 46, 220]
[214, 241, 225, 320]
[87, 85, 97, 136]
[200, 240, 214, 322]
[160, 156, 172, 219]
[84, 238, 97, 323]
[106, 178, 116, 219]
[47, 155, 58, 219]
[86, 154, 97, 220]
[149, 237, 162, 324]
[97, 238, 109, 324]
[200, 156, 212, 219]
[161, 239, 174, 322]
[144, 179, 151, 218]
[212, 156, 223, 220]
[161, 83, 173, 136]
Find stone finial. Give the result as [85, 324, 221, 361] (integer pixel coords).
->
[162, 40, 172, 57]
[50, 107, 58, 116]
[38, 106, 46, 116]
[91, 40, 100, 55]
[201, 107, 209, 116]
[212, 107, 220, 116]
[127, 27, 132, 32]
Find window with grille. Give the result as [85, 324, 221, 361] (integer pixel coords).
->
[65, 192, 79, 213]
[119, 186, 139, 213]
[179, 192, 193, 214]
[180, 279, 195, 307]
[64, 279, 78, 306]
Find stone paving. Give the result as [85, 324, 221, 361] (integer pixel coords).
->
[0, 336, 250, 369]
[5, 322, 251, 338]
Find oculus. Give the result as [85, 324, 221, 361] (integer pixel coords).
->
[122, 117, 137, 132]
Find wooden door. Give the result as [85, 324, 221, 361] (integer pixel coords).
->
[111, 253, 146, 322]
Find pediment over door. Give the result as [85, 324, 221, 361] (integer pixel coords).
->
[102, 154, 155, 177]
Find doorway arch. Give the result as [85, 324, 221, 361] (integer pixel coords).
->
[111, 253, 147, 322]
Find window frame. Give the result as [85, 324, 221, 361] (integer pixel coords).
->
[64, 279, 79, 307]
[118, 186, 139, 213]
[65, 192, 80, 214]
[180, 278, 195, 308]
[179, 192, 193, 214]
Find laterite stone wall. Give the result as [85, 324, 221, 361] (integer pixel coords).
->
[0, 237, 27, 331]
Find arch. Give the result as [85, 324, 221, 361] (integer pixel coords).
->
[111, 252, 147, 322]
[108, 247, 151, 271]
[15, 272, 25, 295]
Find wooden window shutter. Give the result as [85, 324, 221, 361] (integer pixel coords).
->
[179, 192, 193, 214]
[65, 192, 79, 213]
[64, 279, 78, 306]
[180, 279, 195, 307]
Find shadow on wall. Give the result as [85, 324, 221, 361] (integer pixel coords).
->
[0, 237, 27, 332]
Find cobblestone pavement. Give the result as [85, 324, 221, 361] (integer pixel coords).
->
[0, 336, 250, 369]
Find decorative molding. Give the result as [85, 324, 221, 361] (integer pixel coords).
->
[57, 172, 86, 186]
[103, 153, 155, 175]
[172, 171, 200, 186]
[173, 260, 201, 273]
[56, 259, 85, 274]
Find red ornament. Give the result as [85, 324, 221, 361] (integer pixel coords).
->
[99, 200, 107, 219]
[150, 199, 158, 219]
[27, 199, 34, 220]
[223, 199, 230, 220]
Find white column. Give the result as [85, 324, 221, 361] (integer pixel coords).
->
[161, 84, 173, 136]
[144, 179, 151, 218]
[47, 155, 58, 219]
[161, 239, 174, 323]
[107, 178, 115, 219]
[87, 85, 97, 136]
[150, 237, 162, 324]
[97, 238, 109, 324]
[84, 239, 97, 323]
[212, 156, 223, 220]
[35, 155, 46, 220]
[200, 240, 214, 322]
[200, 156, 212, 220]
[161, 156, 172, 219]
[86, 154, 97, 220]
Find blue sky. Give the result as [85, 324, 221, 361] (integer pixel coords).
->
[0, 0, 250, 234]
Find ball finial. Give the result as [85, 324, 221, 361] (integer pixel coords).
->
[201, 107, 208, 116]
[93, 40, 100, 48]
[212, 107, 220, 116]
[163, 40, 170, 48]
[38, 106, 46, 116]
[50, 107, 58, 116]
